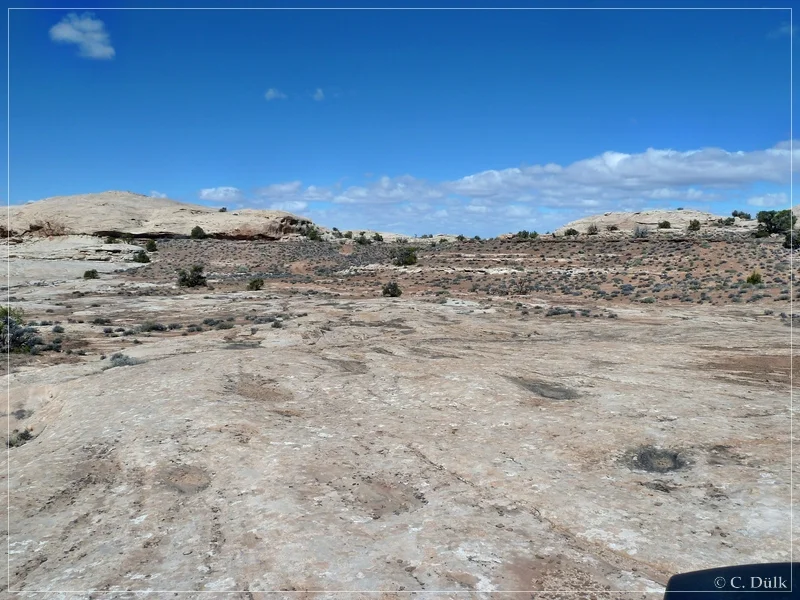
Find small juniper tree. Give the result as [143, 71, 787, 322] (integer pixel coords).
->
[248, 278, 264, 291]
[687, 219, 701, 232]
[178, 265, 207, 287]
[132, 250, 150, 263]
[84, 269, 99, 279]
[382, 281, 402, 297]
[145, 239, 158, 252]
[190, 226, 207, 239]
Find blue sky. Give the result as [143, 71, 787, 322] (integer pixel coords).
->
[6, 2, 798, 236]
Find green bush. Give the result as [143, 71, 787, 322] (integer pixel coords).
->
[382, 281, 402, 297]
[784, 230, 799, 249]
[633, 225, 649, 238]
[177, 265, 207, 288]
[305, 226, 323, 241]
[248, 278, 264, 291]
[606, 224, 619, 232]
[746, 271, 763, 285]
[732, 210, 751, 220]
[586, 224, 599, 235]
[343, 231, 353, 239]
[687, 219, 701, 232]
[658, 221, 671, 229]
[104, 236, 118, 244]
[391, 246, 418, 266]
[355, 233, 371, 245]
[456, 234, 466, 242]
[372, 232, 384, 242]
[145, 239, 158, 252]
[190, 226, 207, 239]
[132, 250, 150, 263]
[564, 228, 579, 237]
[84, 269, 99, 279]
[1, 307, 42, 354]
[755, 210, 796, 236]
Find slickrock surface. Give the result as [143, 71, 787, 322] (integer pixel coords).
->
[2, 207, 795, 598]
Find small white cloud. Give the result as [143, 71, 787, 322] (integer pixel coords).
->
[265, 88, 287, 101]
[269, 201, 308, 213]
[256, 181, 303, 198]
[198, 187, 243, 202]
[149, 190, 167, 198]
[313, 88, 325, 101]
[769, 23, 796, 38]
[746, 192, 790, 208]
[49, 12, 115, 60]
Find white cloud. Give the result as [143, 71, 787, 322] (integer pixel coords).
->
[202, 140, 798, 236]
[769, 23, 796, 38]
[313, 88, 325, 101]
[746, 192, 790, 208]
[198, 187, 243, 202]
[269, 201, 308, 213]
[265, 88, 287, 101]
[49, 12, 115, 60]
[256, 181, 303, 198]
[149, 190, 168, 198]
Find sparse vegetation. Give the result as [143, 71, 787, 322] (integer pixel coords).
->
[391, 246, 418, 266]
[190, 225, 208, 239]
[687, 219, 701, 232]
[382, 281, 402, 297]
[83, 269, 99, 279]
[1, 307, 42, 354]
[746, 271, 763, 285]
[177, 265, 207, 288]
[132, 250, 150, 263]
[305, 225, 323, 241]
[145, 239, 158, 252]
[633, 225, 649, 238]
[586, 224, 599, 235]
[248, 278, 264, 291]
[104, 353, 144, 369]
[606, 224, 619, 232]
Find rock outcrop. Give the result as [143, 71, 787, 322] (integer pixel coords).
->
[8, 190, 314, 240]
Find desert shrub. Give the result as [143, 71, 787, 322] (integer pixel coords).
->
[687, 219, 701, 232]
[456, 234, 466, 241]
[564, 228, 579, 237]
[473, 235, 481, 241]
[783, 230, 799, 249]
[121, 233, 134, 244]
[168, 323, 183, 330]
[177, 265, 207, 287]
[218, 207, 227, 212]
[7, 428, 34, 448]
[248, 278, 264, 291]
[52, 325, 65, 333]
[190, 225, 207, 239]
[139, 321, 166, 332]
[305, 226, 323, 241]
[382, 281, 402, 297]
[104, 353, 144, 369]
[271, 320, 283, 328]
[132, 250, 150, 263]
[145, 239, 158, 252]
[658, 221, 671, 229]
[92, 317, 111, 325]
[606, 224, 619, 232]
[732, 210, 751, 220]
[104, 236, 119, 244]
[516, 230, 538, 239]
[1, 307, 42, 353]
[545, 306, 576, 317]
[84, 269, 99, 279]
[372, 232, 384, 242]
[355, 233, 371, 245]
[391, 246, 418, 266]
[343, 231, 353, 239]
[755, 210, 796, 236]
[216, 321, 234, 330]
[746, 271, 763, 285]
[633, 225, 649, 238]
[586, 224, 599, 235]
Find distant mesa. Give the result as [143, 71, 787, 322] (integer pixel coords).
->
[7, 190, 313, 241]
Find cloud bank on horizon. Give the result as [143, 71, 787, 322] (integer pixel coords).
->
[197, 140, 797, 235]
